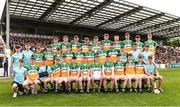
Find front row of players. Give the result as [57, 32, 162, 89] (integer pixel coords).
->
[12, 54, 163, 97]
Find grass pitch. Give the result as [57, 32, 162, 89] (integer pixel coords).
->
[0, 68, 180, 106]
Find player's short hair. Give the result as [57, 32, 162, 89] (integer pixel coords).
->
[148, 56, 153, 59]
[117, 54, 122, 57]
[125, 32, 130, 36]
[145, 45, 149, 47]
[57, 48, 61, 51]
[128, 53, 132, 56]
[106, 55, 110, 57]
[47, 45, 52, 48]
[19, 59, 24, 63]
[74, 35, 79, 38]
[72, 56, 77, 59]
[94, 36, 99, 39]
[121, 46, 125, 48]
[15, 45, 21, 49]
[104, 33, 109, 37]
[135, 35, 140, 38]
[30, 57, 36, 60]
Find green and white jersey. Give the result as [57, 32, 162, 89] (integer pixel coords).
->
[71, 42, 81, 53]
[54, 54, 63, 62]
[43, 52, 54, 60]
[103, 62, 114, 75]
[84, 51, 95, 58]
[144, 40, 157, 48]
[120, 52, 128, 62]
[113, 41, 122, 51]
[100, 40, 112, 51]
[91, 42, 101, 53]
[108, 49, 119, 56]
[63, 51, 73, 58]
[74, 52, 84, 58]
[97, 50, 108, 58]
[122, 40, 133, 53]
[25, 64, 39, 74]
[50, 42, 61, 51]
[91, 63, 103, 76]
[32, 53, 44, 61]
[51, 64, 60, 73]
[81, 43, 89, 53]
[60, 63, 70, 71]
[134, 42, 144, 51]
[114, 61, 125, 71]
[61, 42, 71, 53]
[79, 63, 91, 76]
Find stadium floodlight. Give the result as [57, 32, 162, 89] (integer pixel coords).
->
[29, 0, 37, 2]
[81, 0, 87, 2]
[97, 0, 104, 2]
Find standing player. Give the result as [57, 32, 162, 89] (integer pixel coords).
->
[32, 47, 44, 67]
[97, 45, 108, 64]
[79, 57, 92, 93]
[71, 35, 81, 53]
[74, 46, 84, 64]
[63, 46, 73, 64]
[91, 36, 101, 53]
[61, 35, 71, 54]
[11, 45, 23, 71]
[84, 44, 95, 64]
[12, 59, 27, 98]
[54, 48, 63, 64]
[114, 54, 128, 93]
[102, 55, 114, 92]
[44, 46, 54, 67]
[144, 33, 157, 55]
[50, 37, 61, 54]
[22, 44, 34, 66]
[68, 56, 81, 92]
[91, 56, 104, 92]
[134, 35, 144, 52]
[145, 56, 164, 93]
[142, 45, 153, 62]
[23, 57, 40, 95]
[100, 34, 112, 51]
[81, 37, 90, 53]
[120, 46, 128, 62]
[113, 35, 122, 51]
[125, 54, 139, 93]
[130, 43, 141, 61]
[122, 33, 133, 53]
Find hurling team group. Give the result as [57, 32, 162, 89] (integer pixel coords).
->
[11, 33, 164, 98]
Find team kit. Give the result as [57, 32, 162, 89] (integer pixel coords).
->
[11, 33, 164, 98]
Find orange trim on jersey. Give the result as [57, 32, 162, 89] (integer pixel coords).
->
[72, 48, 78, 53]
[88, 58, 94, 64]
[105, 71, 112, 76]
[45, 60, 54, 66]
[61, 70, 68, 77]
[124, 47, 132, 53]
[70, 71, 78, 77]
[34, 61, 43, 67]
[104, 46, 110, 51]
[52, 70, 61, 78]
[27, 73, 38, 81]
[110, 55, 117, 63]
[99, 57, 106, 63]
[114, 69, 124, 75]
[82, 48, 89, 53]
[149, 48, 156, 55]
[136, 67, 144, 74]
[125, 66, 135, 75]
[66, 58, 72, 64]
[77, 58, 83, 64]
[61, 48, 67, 54]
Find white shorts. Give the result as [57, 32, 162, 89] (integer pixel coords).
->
[60, 77, 68, 83]
[104, 76, 113, 80]
[92, 75, 101, 80]
[126, 75, 137, 79]
[115, 75, 125, 80]
[70, 77, 78, 81]
[23, 79, 40, 85]
[51, 78, 60, 83]
[136, 74, 146, 78]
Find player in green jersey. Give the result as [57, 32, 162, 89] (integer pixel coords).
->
[102, 55, 114, 92]
[91, 36, 101, 53]
[32, 47, 44, 67]
[134, 35, 144, 52]
[84, 44, 95, 64]
[125, 54, 139, 93]
[71, 35, 81, 53]
[122, 32, 133, 53]
[113, 35, 122, 51]
[144, 33, 157, 55]
[23, 57, 40, 95]
[81, 37, 89, 53]
[63, 46, 73, 64]
[61, 35, 71, 54]
[97, 45, 108, 64]
[43, 45, 54, 67]
[114, 54, 128, 93]
[74, 46, 84, 64]
[120, 46, 128, 62]
[54, 48, 63, 64]
[68, 56, 81, 92]
[79, 57, 92, 93]
[100, 34, 112, 51]
[50, 59, 61, 93]
[50, 37, 61, 55]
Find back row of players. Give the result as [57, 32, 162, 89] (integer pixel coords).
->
[11, 33, 163, 98]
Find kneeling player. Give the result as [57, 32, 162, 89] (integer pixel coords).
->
[102, 55, 114, 92]
[23, 58, 40, 95]
[114, 55, 128, 92]
[12, 59, 27, 98]
[125, 54, 139, 93]
[79, 57, 91, 93]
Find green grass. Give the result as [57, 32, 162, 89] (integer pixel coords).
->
[0, 68, 180, 106]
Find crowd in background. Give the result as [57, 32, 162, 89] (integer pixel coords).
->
[8, 35, 180, 64]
